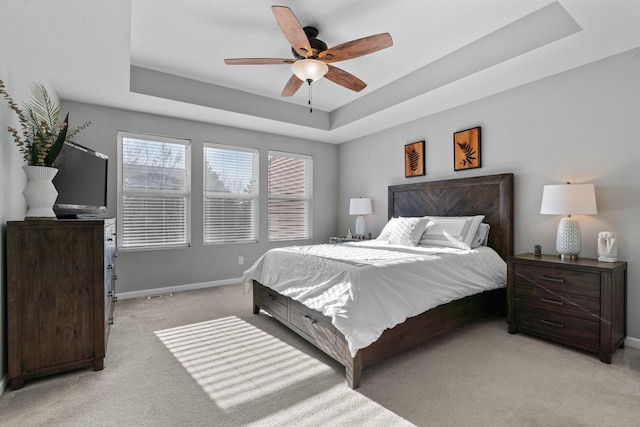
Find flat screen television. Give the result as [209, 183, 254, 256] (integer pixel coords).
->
[52, 141, 108, 218]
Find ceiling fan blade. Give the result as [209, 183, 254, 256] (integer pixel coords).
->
[224, 58, 294, 65]
[319, 33, 393, 63]
[281, 74, 304, 96]
[325, 65, 366, 92]
[271, 6, 312, 58]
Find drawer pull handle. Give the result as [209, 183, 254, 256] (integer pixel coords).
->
[540, 297, 564, 306]
[267, 294, 277, 301]
[303, 315, 317, 325]
[540, 275, 564, 283]
[540, 319, 564, 328]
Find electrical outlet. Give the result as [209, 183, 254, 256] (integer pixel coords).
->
[238, 256, 244, 265]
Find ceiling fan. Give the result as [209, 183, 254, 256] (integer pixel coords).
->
[224, 5, 393, 99]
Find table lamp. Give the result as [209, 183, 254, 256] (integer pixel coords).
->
[540, 182, 597, 260]
[349, 197, 372, 237]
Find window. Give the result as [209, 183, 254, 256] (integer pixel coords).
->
[203, 143, 258, 244]
[268, 151, 312, 241]
[117, 132, 190, 250]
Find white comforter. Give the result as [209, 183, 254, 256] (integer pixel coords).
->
[243, 240, 506, 357]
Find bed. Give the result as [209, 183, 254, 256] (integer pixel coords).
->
[246, 173, 513, 388]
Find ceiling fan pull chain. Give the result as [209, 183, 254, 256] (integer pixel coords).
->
[307, 79, 313, 113]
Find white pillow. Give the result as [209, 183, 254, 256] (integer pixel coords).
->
[389, 217, 430, 246]
[419, 215, 485, 249]
[376, 217, 399, 241]
[470, 223, 490, 248]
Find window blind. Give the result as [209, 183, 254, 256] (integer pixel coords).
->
[268, 151, 312, 241]
[204, 144, 258, 244]
[118, 133, 190, 249]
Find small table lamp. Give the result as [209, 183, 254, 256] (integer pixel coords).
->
[540, 182, 597, 260]
[349, 197, 373, 237]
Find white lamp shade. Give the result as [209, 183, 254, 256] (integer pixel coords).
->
[291, 59, 329, 82]
[349, 198, 373, 215]
[540, 184, 597, 215]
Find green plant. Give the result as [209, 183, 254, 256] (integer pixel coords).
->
[0, 78, 90, 166]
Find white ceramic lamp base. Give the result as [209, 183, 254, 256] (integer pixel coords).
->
[354, 215, 366, 237]
[556, 216, 581, 260]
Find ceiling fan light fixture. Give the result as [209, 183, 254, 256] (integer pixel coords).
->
[291, 59, 329, 83]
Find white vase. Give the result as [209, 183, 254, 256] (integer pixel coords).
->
[23, 165, 58, 219]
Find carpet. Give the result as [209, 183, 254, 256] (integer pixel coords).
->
[1, 284, 639, 426]
[155, 316, 413, 426]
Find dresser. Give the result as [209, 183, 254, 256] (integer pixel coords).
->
[7, 219, 117, 390]
[507, 253, 626, 363]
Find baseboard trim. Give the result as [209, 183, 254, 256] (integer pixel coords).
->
[116, 278, 243, 300]
[625, 336, 640, 349]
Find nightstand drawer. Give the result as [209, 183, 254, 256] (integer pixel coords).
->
[514, 282, 600, 321]
[514, 306, 600, 349]
[513, 264, 600, 297]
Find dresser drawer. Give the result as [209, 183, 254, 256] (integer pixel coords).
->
[514, 306, 600, 349]
[254, 283, 288, 321]
[514, 282, 600, 322]
[513, 264, 600, 297]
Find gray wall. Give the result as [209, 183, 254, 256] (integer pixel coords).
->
[58, 102, 339, 295]
[338, 48, 640, 341]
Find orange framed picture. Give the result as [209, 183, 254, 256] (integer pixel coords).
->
[454, 126, 481, 171]
[404, 141, 425, 177]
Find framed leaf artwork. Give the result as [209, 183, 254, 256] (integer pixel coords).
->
[454, 126, 481, 171]
[404, 141, 425, 177]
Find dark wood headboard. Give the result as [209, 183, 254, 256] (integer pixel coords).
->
[388, 173, 514, 260]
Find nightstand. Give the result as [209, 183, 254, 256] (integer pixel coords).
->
[507, 253, 627, 363]
[329, 236, 360, 244]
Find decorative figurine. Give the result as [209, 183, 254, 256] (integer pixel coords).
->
[597, 231, 618, 262]
[346, 228, 352, 239]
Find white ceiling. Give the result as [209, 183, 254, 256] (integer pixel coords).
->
[7, 1, 640, 144]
